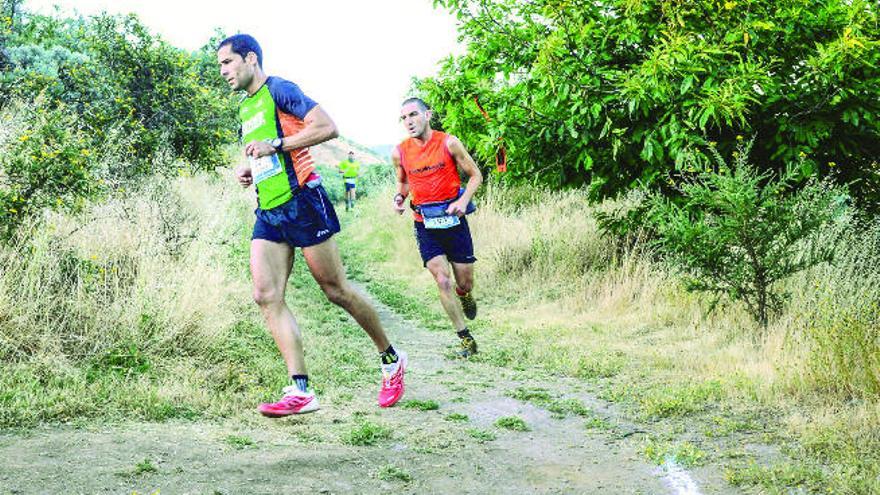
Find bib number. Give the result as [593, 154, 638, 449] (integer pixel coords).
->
[423, 214, 460, 230]
[250, 154, 283, 184]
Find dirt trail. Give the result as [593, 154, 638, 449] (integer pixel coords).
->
[0, 287, 741, 494]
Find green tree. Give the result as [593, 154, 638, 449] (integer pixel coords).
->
[422, 0, 879, 204]
[0, 0, 23, 80]
[0, 100, 95, 239]
[0, 8, 238, 239]
[645, 139, 848, 328]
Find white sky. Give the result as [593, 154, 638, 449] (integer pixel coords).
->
[23, 0, 463, 147]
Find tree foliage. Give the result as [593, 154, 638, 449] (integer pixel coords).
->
[2, 12, 237, 173]
[0, 8, 237, 239]
[421, 0, 880, 203]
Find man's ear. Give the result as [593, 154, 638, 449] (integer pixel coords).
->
[245, 51, 258, 66]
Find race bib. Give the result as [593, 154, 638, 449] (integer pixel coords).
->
[423, 214, 460, 230]
[250, 154, 283, 184]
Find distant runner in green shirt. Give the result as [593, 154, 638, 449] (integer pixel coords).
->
[337, 151, 360, 211]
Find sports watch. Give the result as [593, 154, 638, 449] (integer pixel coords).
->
[270, 138, 283, 152]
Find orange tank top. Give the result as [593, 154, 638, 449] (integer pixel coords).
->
[398, 131, 460, 221]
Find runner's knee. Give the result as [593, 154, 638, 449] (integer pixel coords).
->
[252, 286, 283, 307]
[433, 272, 453, 293]
[320, 280, 350, 307]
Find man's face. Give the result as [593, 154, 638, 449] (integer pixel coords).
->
[400, 103, 431, 138]
[217, 45, 254, 91]
[348, 152, 354, 161]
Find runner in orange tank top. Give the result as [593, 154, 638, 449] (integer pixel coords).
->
[392, 97, 484, 358]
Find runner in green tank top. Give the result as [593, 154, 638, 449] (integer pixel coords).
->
[217, 34, 407, 417]
[336, 151, 360, 211]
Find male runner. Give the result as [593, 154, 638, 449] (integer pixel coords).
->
[392, 97, 483, 357]
[217, 34, 405, 416]
[337, 151, 360, 211]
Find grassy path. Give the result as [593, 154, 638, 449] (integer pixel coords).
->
[0, 283, 740, 494]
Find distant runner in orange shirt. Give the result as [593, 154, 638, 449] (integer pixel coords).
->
[392, 97, 483, 357]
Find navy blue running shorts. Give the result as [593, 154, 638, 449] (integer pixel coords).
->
[413, 217, 477, 266]
[252, 185, 340, 247]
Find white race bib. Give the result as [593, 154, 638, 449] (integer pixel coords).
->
[250, 154, 283, 184]
[423, 214, 460, 230]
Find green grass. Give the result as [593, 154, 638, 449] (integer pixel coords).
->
[506, 387, 591, 419]
[133, 459, 158, 475]
[466, 428, 497, 443]
[401, 399, 440, 411]
[507, 387, 552, 403]
[341, 420, 393, 446]
[725, 460, 827, 493]
[223, 434, 255, 449]
[584, 416, 612, 430]
[376, 464, 412, 483]
[494, 416, 530, 431]
[444, 413, 469, 422]
[638, 381, 723, 420]
[643, 439, 708, 468]
[118, 458, 158, 478]
[573, 353, 627, 379]
[703, 415, 760, 438]
[547, 399, 592, 418]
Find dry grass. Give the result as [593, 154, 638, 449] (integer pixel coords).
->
[342, 182, 879, 492]
[0, 175, 248, 362]
[0, 172, 272, 425]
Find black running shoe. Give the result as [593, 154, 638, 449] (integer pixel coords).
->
[457, 335, 478, 358]
[458, 292, 477, 320]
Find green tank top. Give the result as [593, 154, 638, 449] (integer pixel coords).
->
[240, 85, 291, 209]
[339, 159, 360, 179]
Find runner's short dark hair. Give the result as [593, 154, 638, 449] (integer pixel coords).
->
[218, 34, 263, 68]
[402, 97, 430, 111]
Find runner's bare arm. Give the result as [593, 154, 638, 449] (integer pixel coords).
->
[244, 105, 339, 158]
[445, 135, 483, 216]
[391, 147, 410, 214]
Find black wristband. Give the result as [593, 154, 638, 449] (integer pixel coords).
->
[394, 193, 405, 202]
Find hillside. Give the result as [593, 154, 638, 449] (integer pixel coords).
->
[311, 136, 388, 167]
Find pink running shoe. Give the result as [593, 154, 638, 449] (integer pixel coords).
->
[258, 386, 320, 417]
[378, 351, 407, 408]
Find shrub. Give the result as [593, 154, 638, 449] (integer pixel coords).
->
[0, 8, 238, 239]
[645, 139, 848, 327]
[0, 99, 95, 239]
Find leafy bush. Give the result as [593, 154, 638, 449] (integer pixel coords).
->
[645, 139, 848, 327]
[0, 7, 237, 239]
[424, 0, 880, 204]
[0, 99, 96, 238]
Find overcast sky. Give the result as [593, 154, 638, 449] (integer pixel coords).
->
[23, 0, 463, 147]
